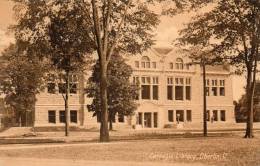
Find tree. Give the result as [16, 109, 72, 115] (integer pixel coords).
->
[89, 0, 160, 141]
[11, 0, 94, 136]
[0, 44, 46, 127]
[86, 54, 139, 131]
[180, 46, 223, 137]
[177, 0, 259, 138]
[235, 81, 260, 122]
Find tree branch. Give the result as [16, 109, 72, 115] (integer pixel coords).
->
[106, 0, 132, 63]
[91, 0, 103, 59]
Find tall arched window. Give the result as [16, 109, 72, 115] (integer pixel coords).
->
[141, 56, 150, 68]
[175, 58, 184, 70]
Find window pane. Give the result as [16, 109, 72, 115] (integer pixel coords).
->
[138, 113, 142, 125]
[169, 63, 173, 69]
[220, 87, 225, 96]
[146, 62, 150, 68]
[176, 110, 184, 122]
[153, 112, 158, 128]
[186, 110, 192, 122]
[186, 86, 191, 100]
[118, 113, 125, 123]
[48, 83, 56, 94]
[153, 85, 158, 100]
[167, 86, 173, 100]
[220, 110, 226, 121]
[211, 87, 217, 96]
[175, 86, 183, 100]
[141, 85, 150, 99]
[59, 111, 65, 123]
[70, 83, 77, 94]
[70, 110, 77, 123]
[141, 62, 145, 68]
[48, 110, 56, 123]
[58, 83, 66, 94]
[206, 87, 210, 96]
[168, 110, 173, 122]
[213, 110, 218, 121]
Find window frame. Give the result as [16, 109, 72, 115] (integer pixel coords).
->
[48, 110, 56, 124]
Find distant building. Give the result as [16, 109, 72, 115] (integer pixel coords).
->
[34, 47, 235, 128]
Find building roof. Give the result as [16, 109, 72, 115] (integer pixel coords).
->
[153, 47, 173, 55]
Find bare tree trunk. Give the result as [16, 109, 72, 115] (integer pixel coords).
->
[109, 118, 113, 131]
[65, 71, 70, 137]
[100, 59, 109, 142]
[109, 111, 113, 131]
[245, 68, 254, 138]
[202, 59, 207, 137]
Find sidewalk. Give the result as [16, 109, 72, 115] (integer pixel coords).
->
[0, 122, 260, 144]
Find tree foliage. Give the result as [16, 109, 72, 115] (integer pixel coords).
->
[89, 0, 160, 141]
[0, 44, 47, 126]
[177, 0, 259, 138]
[86, 55, 138, 130]
[11, 0, 94, 135]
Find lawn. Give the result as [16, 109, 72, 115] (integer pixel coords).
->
[0, 133, 260, 166]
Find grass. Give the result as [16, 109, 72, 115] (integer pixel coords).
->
[0, 134, 260, 166]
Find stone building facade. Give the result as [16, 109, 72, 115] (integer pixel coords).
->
[34, 47, 235, 128]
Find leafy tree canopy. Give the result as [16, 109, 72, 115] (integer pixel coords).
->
[86, 54, 138, 119]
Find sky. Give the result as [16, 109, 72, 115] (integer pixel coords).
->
[0, 0, 246, 101]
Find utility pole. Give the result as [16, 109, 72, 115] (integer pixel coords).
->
[202, 57, 207, 137]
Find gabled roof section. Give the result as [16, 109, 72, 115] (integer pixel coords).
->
[153, 47, 173, 56]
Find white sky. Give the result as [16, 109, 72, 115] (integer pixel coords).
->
[0, 1, 246, 101]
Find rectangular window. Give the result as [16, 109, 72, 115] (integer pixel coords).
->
[152, 62, 156, 68]
[70, 110, 77, 123]
[220, 110, 226, 121]
[186, 110, 192, 122]
[169, 63, 173, 69]
[58, 83, 66, 94]
[138, 113, 142, 125]
[168, 110, 174, 122]
[207, 110, 210, 121]
[220, 87, 225, 96]
[175, 86, 184, 100]
[47, 83, 56, 94]
[206, 87, 210, 96]
[211, 87, 217, 96]
[70, 83, 77, 94]
[213, 110, 218, 121]
[146, 62, 150, 68]
[186, 86, 191, 100]
[59, 111, 65, 123]
[48, 110, 56, 123]
[153, 112, 158, 128]
[167, 86, 173, 100]
[141, 85, 150, 99]
[141, 62, 145, 68]
[135, 61, 139, 68]
[152, 85, 158, 100]
[176, 110, 184, 122]
[118, 113, 125, 123]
